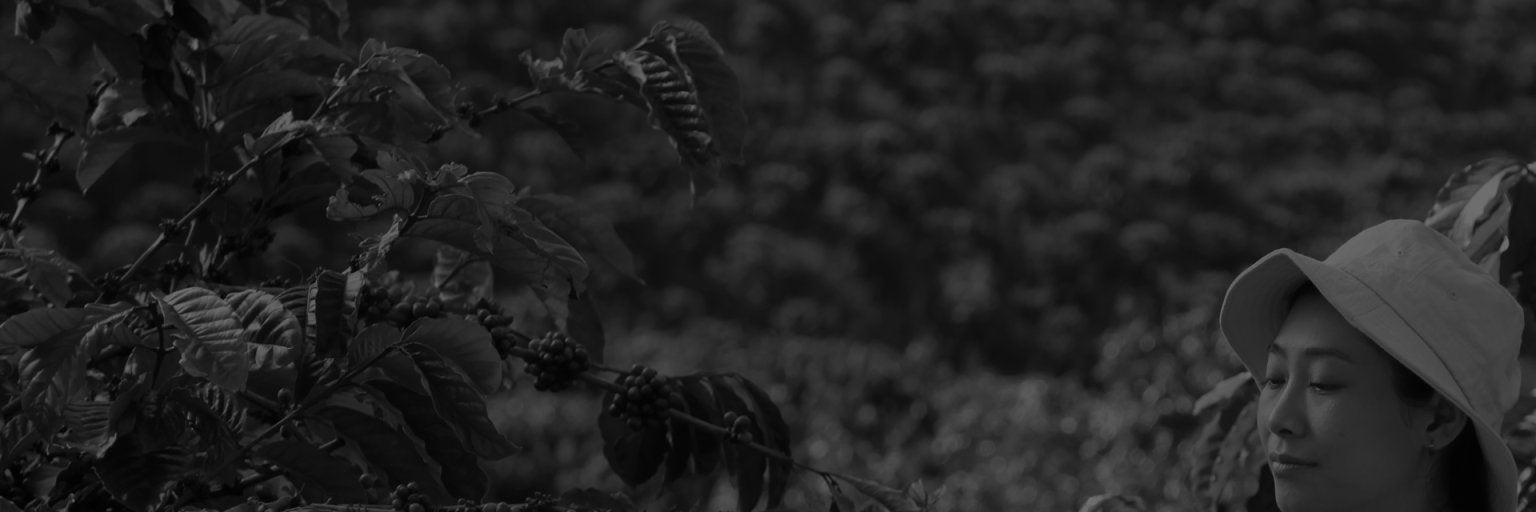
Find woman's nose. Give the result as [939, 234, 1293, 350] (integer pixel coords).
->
[1262, 380, 1307, 439]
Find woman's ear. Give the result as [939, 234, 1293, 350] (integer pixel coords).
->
[1424, 395, 1468, 449]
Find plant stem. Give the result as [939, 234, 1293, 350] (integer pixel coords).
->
[423, 89, 543, 143]
[571, 371, 816, 473]
[119, 138, 293, 284]
[7, 128, 73, 233]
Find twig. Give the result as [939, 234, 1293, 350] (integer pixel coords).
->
[119, 138, 293, 283]
[7, 126, 73, 233]
[423, 89, 543, 143]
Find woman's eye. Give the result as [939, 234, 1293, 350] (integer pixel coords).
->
[1309, 382, 1341, 392]
[1262, 376, 1286, 389]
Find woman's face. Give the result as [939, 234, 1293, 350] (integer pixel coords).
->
[1257, 293, 1437, 512]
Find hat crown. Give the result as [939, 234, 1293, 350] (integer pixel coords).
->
[1324, 219, 1521, 426]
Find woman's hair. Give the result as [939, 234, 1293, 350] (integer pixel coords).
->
[1286, 283, 1489, 512]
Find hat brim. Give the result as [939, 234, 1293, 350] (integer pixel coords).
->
[1220, 248, 1517, 511]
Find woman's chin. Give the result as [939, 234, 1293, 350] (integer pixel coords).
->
[1274, 484, 1328, 512]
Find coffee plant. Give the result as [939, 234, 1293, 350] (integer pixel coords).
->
[0, 1, 924, 511]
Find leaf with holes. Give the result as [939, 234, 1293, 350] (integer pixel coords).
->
[314, 404, 450, 501]
[403, 318, 501, 394]
[160, 287, 248, 391]
[326, 168, 420, 221]
[401, 343, 516, 458]
[257, 438, 370, 503]
[366, 379, 486, 500]
[598, 391, 670, 486]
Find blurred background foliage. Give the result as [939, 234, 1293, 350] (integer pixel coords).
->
[6, 0, 1536, 509]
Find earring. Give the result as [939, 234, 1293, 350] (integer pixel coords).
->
[1426, 440, 1439, 449]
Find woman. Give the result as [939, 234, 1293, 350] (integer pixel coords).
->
[1219, 219, 1523, 512]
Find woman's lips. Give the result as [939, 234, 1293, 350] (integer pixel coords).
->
[1269, 453, 1318, 477]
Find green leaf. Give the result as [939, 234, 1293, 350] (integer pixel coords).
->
[565, 290, 605, 364]
[403, 318, 501, 394]
[405, 194, 580, 322]
[17, 325, 90, 406]
[365, 379, 487, 500]
[326, 168, 419, 221]
[1426, 158, 1522, 233]
[708, 377, 766, 511]
[1192, 372, 1255, 417]
[431, 245, 492, 306]
[95, 436, 190, 512]
[840, 475, 922, 512]
[160, 287, 249, 391]
[641, 20, 747, 166]
[355, 214, 405, 276]
[400, 343, 516, 458]
[245, 341, 296, 396]
[0, 308, 87, 349]
[0, 35, 86, 129]
[330, 40, 460, 143]
[14, 248, 82, 306]
[76, 127, 179, 194]
[662, 407, 694, 484]
[598, 391, 669, 486]
[346, 323, 402, 370]
[719, 374, 793, 507]
[256, 438, 370, 503]
[23, 456, 69, 504]
[677, 377, 721, 475]
[226, 289, 302, 347]
[210, 15, 346, 88]
[306, 269, 364, 357]
[519, 194, 641, 284]
[314, 405, 449, 501]
[61, 400, 114, 455]
[519, 105, 590, 158]
[220, 66, 327, 113]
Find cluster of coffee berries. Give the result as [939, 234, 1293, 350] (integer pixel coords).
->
[723, 411, 756, 444]
[360, 289, 444, 327]
[522, 332, 589, 391]
[391, 482, 430, 512]
[471, 299, 516, 355]
[357, 285, 405, 324]
[608, 365, 678, 430]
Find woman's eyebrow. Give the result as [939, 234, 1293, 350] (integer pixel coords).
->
[1266, 343, 1355, 363]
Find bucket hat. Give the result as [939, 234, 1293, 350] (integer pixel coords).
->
[1219, 219, 1522, 512]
